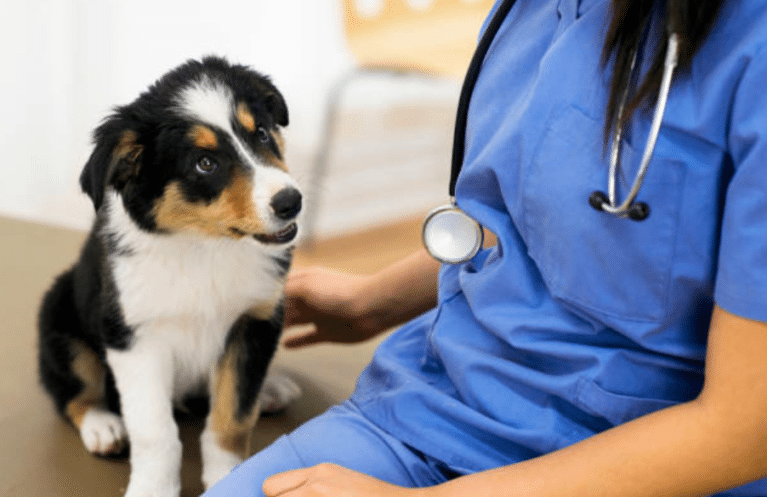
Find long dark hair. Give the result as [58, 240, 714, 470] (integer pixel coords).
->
[602, 0, 725, 141]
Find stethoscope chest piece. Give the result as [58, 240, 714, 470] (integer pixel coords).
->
[422, 201, 484, 264]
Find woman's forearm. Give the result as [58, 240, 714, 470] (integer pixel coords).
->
[356, 248, 441, 331]
[435, 401, 761, 497]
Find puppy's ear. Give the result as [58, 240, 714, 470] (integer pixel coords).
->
[265, 90, 288, 127]
[79, 118, 144, 211]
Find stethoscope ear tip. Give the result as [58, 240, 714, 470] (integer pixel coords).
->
[588, 191, 609, 212]
[627, 202, 650, 221]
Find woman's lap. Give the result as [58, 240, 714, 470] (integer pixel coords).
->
[203, 401, 453, 496]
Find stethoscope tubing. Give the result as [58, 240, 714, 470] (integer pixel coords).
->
[449, 0, 679, 212]
[602, 32, 680, 216]
[422, 0, 517, 265]
[449, 0, 519, 197]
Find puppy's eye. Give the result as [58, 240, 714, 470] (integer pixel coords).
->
[195, 156, 218, 175]
[256, 125, 270, 143]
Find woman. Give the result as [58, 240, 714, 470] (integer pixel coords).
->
[206, 0, 767, 495]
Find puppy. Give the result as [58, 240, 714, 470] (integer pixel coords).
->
[38, 56, 302, 496]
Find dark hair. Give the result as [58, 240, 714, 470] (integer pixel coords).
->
[602, 0, 725, 141]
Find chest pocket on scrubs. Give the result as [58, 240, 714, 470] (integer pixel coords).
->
[521, 105, 683, 323]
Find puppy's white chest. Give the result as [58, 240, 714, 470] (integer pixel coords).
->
[105, 197, 287, 393]
[113, 236, 281, 328]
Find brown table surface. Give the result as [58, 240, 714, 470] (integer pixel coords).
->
[0, 215, 411, 497]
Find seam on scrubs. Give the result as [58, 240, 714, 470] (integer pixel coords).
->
[283, 434, 309, 468]
[349, 392, 491, 473]
[714, 289, 767, 325]
[426, 291, 464, 362]
[574, 376, 677, 426]
[343, 399, 461, 486]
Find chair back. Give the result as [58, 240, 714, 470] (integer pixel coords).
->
[342, 0, 495, 77]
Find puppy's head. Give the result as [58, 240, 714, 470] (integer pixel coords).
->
[80, 56, 301, 245]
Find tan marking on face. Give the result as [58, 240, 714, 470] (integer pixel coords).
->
[259, 129, 288, 172]
[236, 102, 256, 133]
[209, 348, 259, 456]
[226, 169, 253, 218]
[65, 341, 105, 428]
[234, 103, 287, 172]
[152, 170, 265, 237]
[269, 130, 288, 173]
[271, 129, 285, 151]
[188, 124, 218, 150]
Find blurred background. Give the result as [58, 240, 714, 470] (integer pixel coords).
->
[0, 0, 473, 239]
[0, 2, 495, 494]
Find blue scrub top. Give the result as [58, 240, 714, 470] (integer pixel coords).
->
[352, 0, 767, 493]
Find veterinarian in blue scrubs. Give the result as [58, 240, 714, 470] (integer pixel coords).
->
[206, 0, 767, 495]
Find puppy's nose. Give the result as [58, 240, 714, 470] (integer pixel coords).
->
[270, 187, 302, 220]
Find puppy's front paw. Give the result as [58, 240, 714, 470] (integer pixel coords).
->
[124, 479, 181, 497]
[79, 408, 128, 456]
[124, 465, 181, 497]
[200, 428, 243, 490]
[258, 373, 301, 414]
[122, 446, 182, 497]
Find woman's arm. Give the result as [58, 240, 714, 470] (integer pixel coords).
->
[282, 248, 441, 348]
[264, 305, 767, 496]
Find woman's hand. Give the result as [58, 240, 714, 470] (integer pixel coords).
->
[282, 249, 441, 348]
[282, 267, 387, 348]
[263, 464, 421, 497]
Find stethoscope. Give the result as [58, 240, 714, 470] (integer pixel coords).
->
[422, 0, 680, 264]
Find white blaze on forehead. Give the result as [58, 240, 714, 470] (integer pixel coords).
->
[177, 77, 233, 133]
[176, 76, 300, 231]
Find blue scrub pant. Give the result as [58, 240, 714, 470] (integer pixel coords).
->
[202, 401, 459, 496]
[204, 400, 767, 497]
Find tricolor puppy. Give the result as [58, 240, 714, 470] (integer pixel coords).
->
[38, 56, 302, 495]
